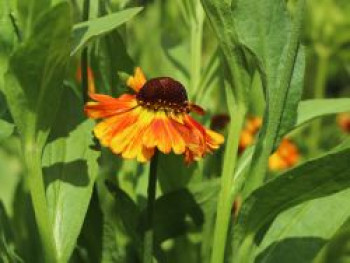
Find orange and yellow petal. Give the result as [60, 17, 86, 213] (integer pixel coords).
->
[269, 153, 288, 171]
[268, 139, 300, 171]
[142, 112, 186, 155]
[127, 67, 147, 93]
[85, 93, 137, 119]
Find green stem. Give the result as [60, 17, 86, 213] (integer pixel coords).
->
[25, 144, 57, 262]
[309, 53, 329, 155]
[210, 103, 247, 263]
[143, 152, 159, 263]
[81, 0, 90, 103]
[190, 0, 204, 98]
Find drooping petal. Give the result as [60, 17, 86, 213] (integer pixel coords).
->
[93, 109, 139, 146]
[142, 112, 174, 154]
[109, 108, 154, 160]
[127, 67, 147, 92]
[85, 93, 137, 119]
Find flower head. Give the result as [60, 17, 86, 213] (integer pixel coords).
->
[239, 116, 262, 153]
[337, 113, 350, 133]
[84, 67, 224, 163]
[268, 139, 300, 171]
[238, 116, 300, 171]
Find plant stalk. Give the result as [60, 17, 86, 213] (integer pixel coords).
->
[190, 0, 204, 99]
[81, 0, 90, 103]
[25, 144, 57, 262]
[210, 103, 247, 263]
[143, 151, 159, 263]
[308, 52, 329, 155]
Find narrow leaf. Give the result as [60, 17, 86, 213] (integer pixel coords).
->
[296, 98, 350, 127]
[71, 7, 143, 55]
[43, 86, 99, 262]
[4, 2, 72, 148]
[235, 141, 350, 249]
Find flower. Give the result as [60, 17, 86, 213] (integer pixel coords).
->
[239, 117, 262, 153]
[337, 113, 350, 133]
[77, 66, 96, 94]
[268, 139, 300, 171]
[238, 116, 300, 171]
[84, 67, 224, 163]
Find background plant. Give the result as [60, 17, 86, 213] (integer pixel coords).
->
[0, 0, 349, 262]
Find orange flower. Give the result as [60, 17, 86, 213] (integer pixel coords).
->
[84, 67, 224, 163]
[337, 113, 350, 133]
[77, 66, 96, 94]
[268, 139, 300, 171]
[239, 116, 262, 153]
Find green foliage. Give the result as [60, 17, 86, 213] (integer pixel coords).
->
[42, 86, 99, 262]
[234, 139, 350, 259]
[5, 2, 72, 148]
[256, 190, 350, 263]
[71, 7, 143, 55]
[0, 0, 349, 262]
[296, 98, 350, 127]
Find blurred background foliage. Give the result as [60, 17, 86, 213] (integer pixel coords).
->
[0, 0, 349, 262]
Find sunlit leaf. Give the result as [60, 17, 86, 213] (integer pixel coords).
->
[255, 190, 350, 263]
[71, 7, 143, 55]
[313, 215, 350, 263]
[296, 98, 350, 127]
[234, 139, 350, 252]
[4, 2, 72, 149]
[42, 86, 99, 262]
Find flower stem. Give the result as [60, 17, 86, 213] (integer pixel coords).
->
[190, 0, 204, 98]
[210, 103, 246, 263]
[25, 143, 57, 262]
[81, 0, 90, 103]
[143, 151, 159, 263]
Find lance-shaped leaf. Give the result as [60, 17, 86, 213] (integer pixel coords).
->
[296, 98, 350, 127]
[238, 0, 306, 195]
[313, 216, 350, 263]
[42, 86, 99, 262]
[16, 0, 51, 38]
[234, 139, 350, 251]
[71, 7, 143, 55]
[4, 2, 72, 149]
[255, 190, 350, 263]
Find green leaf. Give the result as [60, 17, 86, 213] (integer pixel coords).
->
[275, 47, 305, 144]
[141, 189, 204, 244]
[4, 2, 72, 149]
[0, 119, 14, 141]
[42, 86, 99, 262]
[233, 0, 305, 147]
[0, 201, 23, 263]
[313, 215, 350, 263]
[296, 99, 350, 127]
[234, 140, 350, 252]
[240, 0, 306, 195]
[0, 0, 16, 92]
[255, 190, 350, 263]
[200, 0, 250, 99]
[71, 7, 143, 55]
[16, 0, 51, 38]
[158, 154, 198, 193]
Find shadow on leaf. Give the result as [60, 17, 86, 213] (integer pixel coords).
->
[256, 237, 327, 263]
[43, 159, 90, 187]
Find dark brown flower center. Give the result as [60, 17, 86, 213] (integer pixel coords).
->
[136, 77, 189, 113]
